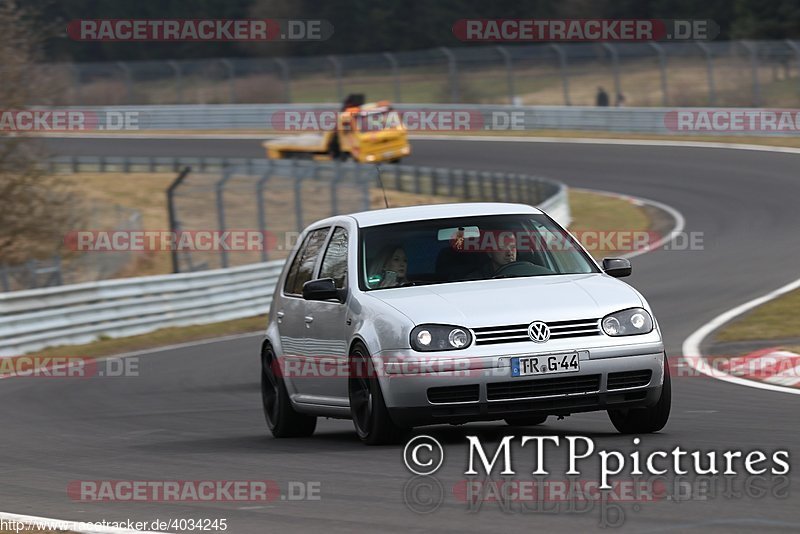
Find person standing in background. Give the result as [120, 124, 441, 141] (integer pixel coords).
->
[596, 86, 609, 106]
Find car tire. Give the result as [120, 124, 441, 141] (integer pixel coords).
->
[504, 415, 548, 426]
[261, 343, 317, 438]
[608, 354, 671, 434]
[348, 342, 407, 445]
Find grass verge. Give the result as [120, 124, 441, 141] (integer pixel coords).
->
[568, 189, 651, 258]
[713, 289, 800, 344]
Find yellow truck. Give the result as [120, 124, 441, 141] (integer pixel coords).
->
[263, 95, 411, 163]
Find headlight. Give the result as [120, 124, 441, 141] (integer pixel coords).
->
[410, 325, 472, 351]
[601, 308, 653, 336]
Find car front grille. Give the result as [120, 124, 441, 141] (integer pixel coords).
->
[427, 384, 480, 404]
[487, 374, 601, 401]
[472, 318, 601, 346]
[607, 370, 652, 390]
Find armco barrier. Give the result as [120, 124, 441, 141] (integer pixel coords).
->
[34, 103, 800, 136]
[0, 261, 283, 357]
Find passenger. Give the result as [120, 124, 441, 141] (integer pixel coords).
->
[370, 245, 408, 288]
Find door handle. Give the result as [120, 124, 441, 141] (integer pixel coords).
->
[304, 316, 314, 323]
[276, 311, 284, 323]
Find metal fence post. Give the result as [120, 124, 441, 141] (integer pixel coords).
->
[167, 166, 191, 273]
[359, 164, 370, 211]
[70, 64, 82, 105]
[496, 46, 515, 104]
[293, 161, 305, 231]
[116, 61, 133, 103]
[275, 58, 291, 103]
[448, 168, 456, 197]
[787, 40, 800, 94]
[256, 163, 273, 262]
[331, 161, 342, 215]
[550, 44, 571, 106]
[53, 255, 63, 287]
[741, 41, 761, 106]
[167, 60, 183, 104]
[383, 52, 401, 102]
[219, 58, 236, 103]
[696, 42, 716, 105]
[394, 163, 402, 191]
[649, 43, 668, 106]
[215, 169, 234, 269]
[439, 47, 459, 103]
[328, 55, 344, 102]
[602, 43, 622, 104]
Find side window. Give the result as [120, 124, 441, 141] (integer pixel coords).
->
[319, 227, 348, 289]
[284, 228, 330, 295]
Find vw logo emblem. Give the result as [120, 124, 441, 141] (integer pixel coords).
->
[528, 321, 550, 343]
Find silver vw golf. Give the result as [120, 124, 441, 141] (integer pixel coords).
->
[260, 203, 670, 444]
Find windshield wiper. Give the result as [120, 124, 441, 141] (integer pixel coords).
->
[395, 280, 438, 287]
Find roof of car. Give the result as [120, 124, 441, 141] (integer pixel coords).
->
[345, 202, 543, 228]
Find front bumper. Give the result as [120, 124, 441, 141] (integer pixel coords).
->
[377, 350, 665, 427]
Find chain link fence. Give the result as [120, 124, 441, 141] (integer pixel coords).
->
[168, 159, 565, 272]
[6, 157, 566, 289]
[35, 40, 800, 108]
[0, 201, 142, 292]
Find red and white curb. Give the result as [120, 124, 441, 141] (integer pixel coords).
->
[683, 276, 800, 396]
[718, 347, 800, 388]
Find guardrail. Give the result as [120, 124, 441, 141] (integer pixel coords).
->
[44, 103, 800, 135]
[2, 159, 569, 355]
[0, 261, 282, 357]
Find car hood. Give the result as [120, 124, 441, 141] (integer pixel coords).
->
[370, 274, 644, 327]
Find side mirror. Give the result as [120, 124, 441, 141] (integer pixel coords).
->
[302, 278, 342, 301]
[602, 257, 632, 278]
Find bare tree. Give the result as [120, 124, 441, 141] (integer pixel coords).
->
[0, 1, 80, 266]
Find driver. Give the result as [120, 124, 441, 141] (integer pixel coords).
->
[465, 230, 518, 279]
[487, 231, 517, 272]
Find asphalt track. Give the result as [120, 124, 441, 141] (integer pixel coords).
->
[2, 136, 799, 532]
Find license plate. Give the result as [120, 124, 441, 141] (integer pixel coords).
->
[382, 150, 394, 158]
[511, 352, 580, 377]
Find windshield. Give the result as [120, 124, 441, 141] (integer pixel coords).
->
[360, 214, 599, 290]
